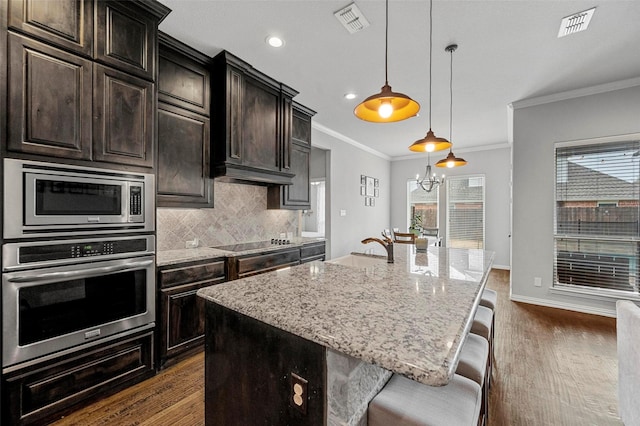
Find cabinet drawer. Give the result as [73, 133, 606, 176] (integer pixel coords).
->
[159, 260, 225, 289]
[236, 248, 300, 279]
[3, 329, 154, 425]
[301, 242, 326, 260]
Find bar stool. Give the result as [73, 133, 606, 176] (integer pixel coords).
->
[480, 288, 497, 310]
[471, 305, 494, 387]
[456, 333, 490, 424]
[368, 373, 482, 426]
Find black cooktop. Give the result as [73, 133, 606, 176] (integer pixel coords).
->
[212, 239, 291, 252]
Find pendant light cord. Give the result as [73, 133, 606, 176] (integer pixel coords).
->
[384, 0, 389, 85]
[449, 45, 453, 144]
[428, 0, 433, 127]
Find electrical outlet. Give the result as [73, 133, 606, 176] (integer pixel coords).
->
[340, 209, 347, 217]
[290, 373, 308, 414]
[185, 237, 199, 249]
[534, 277, 542, 287]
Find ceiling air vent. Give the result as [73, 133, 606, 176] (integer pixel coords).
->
[334, 2, 370, 34]
[558, 7, 596, 38]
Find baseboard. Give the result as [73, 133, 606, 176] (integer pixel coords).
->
[509, 294, 616, 318]
[492, 264, 510, 271]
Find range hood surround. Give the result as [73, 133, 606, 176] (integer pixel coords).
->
[211, 50, 299, 186]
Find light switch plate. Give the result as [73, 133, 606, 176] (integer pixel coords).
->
[340, 209, 346, 217]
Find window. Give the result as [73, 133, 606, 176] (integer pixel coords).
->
[446, 176, 485, 249]
[407, 180, 438, 231]
[554, 138, 640, 295]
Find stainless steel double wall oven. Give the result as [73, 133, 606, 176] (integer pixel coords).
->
[2, 159, 156, 370]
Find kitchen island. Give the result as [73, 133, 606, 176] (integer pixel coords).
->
[197, 245, 494, 425]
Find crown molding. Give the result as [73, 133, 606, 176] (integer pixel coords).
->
[510, 76, 640, 110]
[311, 122, 391, 161]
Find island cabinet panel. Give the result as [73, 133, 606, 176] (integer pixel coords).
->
[2, 328, 154, 426]
[157, 34, 213, 207]
[228, 248, 301, 281]
[7, 33, 93, 160]
[157, 260, 226, 368]
[300, 241, 326, 263]
[211, 50, 298, 185]
[7, 0, 93, 56]
[205, 302, 325, 425]
[92, 64, 154, 167]
[268, 102, 316, 210]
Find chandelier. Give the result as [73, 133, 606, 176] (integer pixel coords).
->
[416, 153, 444, 192]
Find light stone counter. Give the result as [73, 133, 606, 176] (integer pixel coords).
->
[198, 245, 494, 387]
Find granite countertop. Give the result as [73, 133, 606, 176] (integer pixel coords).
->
[157, 237, 325, 267]
[197, 245, 494, 386]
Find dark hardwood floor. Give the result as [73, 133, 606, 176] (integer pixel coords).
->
[51, 269, 621, 425]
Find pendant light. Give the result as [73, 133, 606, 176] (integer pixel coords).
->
[436, 44, 467, 168]
[408, 0, 451, 153]
[354, 0, 420, 123]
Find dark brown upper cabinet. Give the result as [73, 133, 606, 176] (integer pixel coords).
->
[7, 0, 93, 57]
[93, 64, 154, 167]
[5, 0, 170, 169]
[268, 102, 316, 210]
[94, 0, 168, 81]
[7, 33, 93, 160]
[211, 50, 298, 186]
[157, 33, 213, 207]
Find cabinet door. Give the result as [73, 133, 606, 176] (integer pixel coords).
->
[157, 103, 212, 207]
[242, 77, 280, 171]
[158, 46, 210, 116]
[93, 64, 154, 167]
[7, 33, 92, 160]
[284, 142, 311, 207]
[7, 0, 93, 56]
[94, 0, 157, 80]
[160, 281, 207, 362]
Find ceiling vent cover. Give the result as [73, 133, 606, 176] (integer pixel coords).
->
[334, 2, 370, 34]
[558, 7, 596, 38]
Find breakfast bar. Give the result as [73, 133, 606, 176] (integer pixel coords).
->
[197, 245, 494, 425]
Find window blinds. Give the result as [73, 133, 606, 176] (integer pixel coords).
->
[554, 140, 640, 293]
[446, 176, 485, 249]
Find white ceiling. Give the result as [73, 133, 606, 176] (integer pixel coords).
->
[158, 0, 640, 159]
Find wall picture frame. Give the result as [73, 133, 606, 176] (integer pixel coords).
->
[365, 176, 375, 196]
[374, 188, 379, 198]
[360, 186, 366, 196]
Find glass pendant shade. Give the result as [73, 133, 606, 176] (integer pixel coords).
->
[436, 151, 467, 168]
[354, 84, 420, 122]
[409, 128, 452, 152]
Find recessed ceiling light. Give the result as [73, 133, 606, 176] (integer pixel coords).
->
[266, 36, 284, 48]
[344, 93, 357, 100]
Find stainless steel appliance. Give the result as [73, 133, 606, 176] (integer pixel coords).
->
[3, 158, 154, 239]
[212, 239, 292, 251]
[2, 235, 155, 369]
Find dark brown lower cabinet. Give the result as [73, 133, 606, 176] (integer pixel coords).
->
[300, 241, 326, 263]
[227, 248, 301, 281]
[2, 329, 154, 426]
[158, 259, 226, 369]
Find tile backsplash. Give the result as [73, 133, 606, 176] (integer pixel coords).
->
[157, 181, 299, 251]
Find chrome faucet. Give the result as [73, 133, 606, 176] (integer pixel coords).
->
[361, 237, 394, 263]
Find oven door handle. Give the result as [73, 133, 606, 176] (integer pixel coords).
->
[6, 259, 154, 283]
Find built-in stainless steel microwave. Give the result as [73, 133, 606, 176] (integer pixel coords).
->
[3, 158, 155, 239]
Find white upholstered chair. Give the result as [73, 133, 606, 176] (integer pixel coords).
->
[617, 300, 640, 425]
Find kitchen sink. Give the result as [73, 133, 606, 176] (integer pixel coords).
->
[326, 253, 388, 268]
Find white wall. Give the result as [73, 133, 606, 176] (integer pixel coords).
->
[312, 127, 391, 259]
[512, 82, 640, 317]
[390, 147, 512, 268]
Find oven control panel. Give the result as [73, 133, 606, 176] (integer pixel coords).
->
[14, 238, 150, 265]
